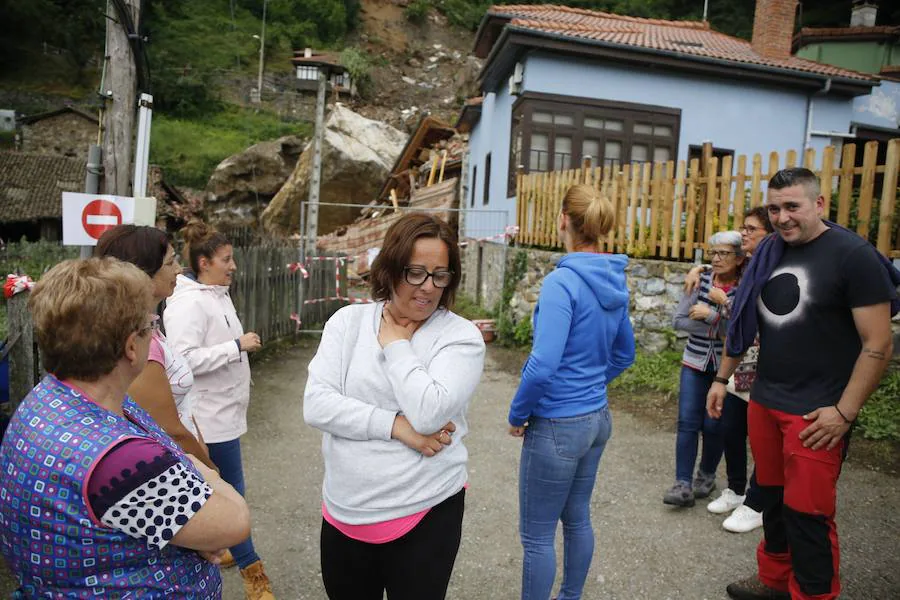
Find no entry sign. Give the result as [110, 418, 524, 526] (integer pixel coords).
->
[81, 199, 123, 239]
[62, 193, 157, 246]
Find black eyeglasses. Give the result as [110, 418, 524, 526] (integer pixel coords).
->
[707, 250, 736, 259]
[403, 266, 454, 288]
[740, 225, 762, 234]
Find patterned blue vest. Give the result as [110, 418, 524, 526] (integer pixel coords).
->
[0, 375, 222, 598]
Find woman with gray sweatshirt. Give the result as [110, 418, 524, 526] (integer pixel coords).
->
[303, 213, 486, 600]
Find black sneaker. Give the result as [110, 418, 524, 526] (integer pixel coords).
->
[693, 470, 717, 499]
[663, 480, 695, 507]
[726, 576, 791, 600]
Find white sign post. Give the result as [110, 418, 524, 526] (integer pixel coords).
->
[62, 192, 157, 246]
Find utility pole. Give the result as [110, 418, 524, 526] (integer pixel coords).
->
[102, 0, 140, 196]
[253, 0, 268, 103]
[304, 68, 327, 259]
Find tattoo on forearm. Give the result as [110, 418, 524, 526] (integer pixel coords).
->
[862, 347, 887, 360]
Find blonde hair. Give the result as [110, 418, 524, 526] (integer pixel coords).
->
[29, 258, 154, 381]
[561, 184, 615, 246]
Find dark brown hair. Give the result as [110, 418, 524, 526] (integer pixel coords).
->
[744, 206, 774, 233]
[94, 224, 170, 277]
[369, 213, 461, 309]
[181, 220, 231, 274]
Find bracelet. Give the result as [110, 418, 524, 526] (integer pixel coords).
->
[834, 405, 854, 424]
[713, 376, 729, 385]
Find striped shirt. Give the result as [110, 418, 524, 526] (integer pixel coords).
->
[673, 271, 735, 372]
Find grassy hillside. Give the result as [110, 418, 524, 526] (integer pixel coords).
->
[152, 109, 311, 189]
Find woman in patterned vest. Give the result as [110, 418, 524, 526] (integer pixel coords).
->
[663, 230, 745, 508]
[0, 258, 250, 598]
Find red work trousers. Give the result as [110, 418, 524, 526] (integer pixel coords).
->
[748, 400, 846, 600]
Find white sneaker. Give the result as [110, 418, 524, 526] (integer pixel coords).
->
[707, 489, 745, 514]
[723, 504, 764, 533]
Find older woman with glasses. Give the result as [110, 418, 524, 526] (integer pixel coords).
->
[304, 212, 485, 600]
[664, 230, 745, 508]
[0, 258, 250, 598]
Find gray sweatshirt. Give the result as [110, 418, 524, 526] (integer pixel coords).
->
[303, 302, 485, 524]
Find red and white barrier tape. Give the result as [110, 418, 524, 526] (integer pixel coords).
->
[4, 274, 35, 299]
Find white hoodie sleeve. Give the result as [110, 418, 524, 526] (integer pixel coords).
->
[304, 309, 398, 441]
[163, 296, 241, 376]
[382, 318, 485, 435]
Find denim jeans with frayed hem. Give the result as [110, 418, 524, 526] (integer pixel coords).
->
[675, 365, 724, 484]
[518, 407, 612, 600]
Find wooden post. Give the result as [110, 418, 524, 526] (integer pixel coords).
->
[856, 141, 878, 238]
[6, 292, 35, 412]
[102, 0, 141, 196]
[821, 146, 836, 217]
[876, 139, 899, 256]
[437, 150, 448, 184]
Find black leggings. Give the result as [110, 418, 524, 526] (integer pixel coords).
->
[320, 489, 465, 600]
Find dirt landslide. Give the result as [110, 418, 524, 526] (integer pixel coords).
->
[1, 340, 898, 598]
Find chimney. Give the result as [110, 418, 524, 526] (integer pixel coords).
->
[304, 47, 313, 58]
[850, 1, 877, 27]
[751, 0, 798, 60]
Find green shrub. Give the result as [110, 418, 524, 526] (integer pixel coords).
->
[858, 368, 900, 442]
[609, 349, 682, 397]
[454, 293, 493, 320]
[405, 0, 431, 24]
[495, 249, 529, 348]
[339, 46, 372, 97]
[0, 240, 78, 279]
[434, 0, 489, 30]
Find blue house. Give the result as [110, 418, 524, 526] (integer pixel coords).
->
[459, 1, 880, 238]
[793, 2, 899, 153]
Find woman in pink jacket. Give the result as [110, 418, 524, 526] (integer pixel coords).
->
[164, 221, 273, 600]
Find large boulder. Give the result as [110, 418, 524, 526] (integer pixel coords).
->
[204, 135, 305, 229]
[261, 104, 406, 236]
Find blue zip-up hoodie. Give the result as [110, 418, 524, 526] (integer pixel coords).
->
[508, 252, 635, 426]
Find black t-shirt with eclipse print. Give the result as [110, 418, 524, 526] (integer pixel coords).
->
[752, 228, 897, 415]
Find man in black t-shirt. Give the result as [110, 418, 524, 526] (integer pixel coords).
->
[708, 168, 896, 600]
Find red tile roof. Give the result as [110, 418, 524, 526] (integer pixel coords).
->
[487, 4, 874, 82]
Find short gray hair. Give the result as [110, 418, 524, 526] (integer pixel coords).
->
[709, 230, 744, 257]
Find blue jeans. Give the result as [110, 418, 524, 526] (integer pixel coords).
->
[519, 407, 612, 600]
[207, 437, 260, 569]
[675, 366, 723, 484]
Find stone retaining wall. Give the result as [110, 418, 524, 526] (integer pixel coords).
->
[461, 243, 900, 356]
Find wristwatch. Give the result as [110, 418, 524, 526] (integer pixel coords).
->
[713, 376, 729, 385]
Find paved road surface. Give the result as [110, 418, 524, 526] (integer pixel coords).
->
[218, 340, 900, 599]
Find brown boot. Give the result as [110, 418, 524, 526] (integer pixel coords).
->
[218, 549, 236, 569]
[240, 560, 275, 600]
[726, 575, 790, 600]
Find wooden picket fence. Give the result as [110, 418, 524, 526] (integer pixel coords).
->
[515, 139, 900, 259]
[230, 243, 349, 338]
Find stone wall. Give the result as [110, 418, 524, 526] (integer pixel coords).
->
[464, 244, 900, 358]
[21, 113, 96, 162]
[460, 240, 509, 310]
[462, 243, 693, 352]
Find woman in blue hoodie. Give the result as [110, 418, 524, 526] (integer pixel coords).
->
[508, 184, 635, 600]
